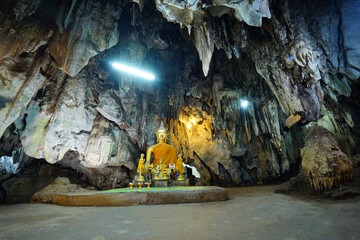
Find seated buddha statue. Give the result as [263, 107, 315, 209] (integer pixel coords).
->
[156, 159, 170, 180]
[145, 122, 178, 169]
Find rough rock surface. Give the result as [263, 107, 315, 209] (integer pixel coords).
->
[30, 177, 89, 203]
[301, 126, 353, 192]
[0, 0, 122, 137]
[155, 0, 271, 76]
[341, 0, 360, 79]
[1, 175, 56, 204]
[49, 0, 122, 76]
[0, 52, 52, 139]
[276, 155, 360, 199]
[155, 0, 360, 125]
[19, 71, 97, 164]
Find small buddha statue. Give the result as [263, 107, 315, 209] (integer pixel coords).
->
[145, 122, 177, 168]
[158, 159, 170, 180]
[159, 159, 167, 171]
[136, 153, 145, 182]
[176, 153, 186, 181]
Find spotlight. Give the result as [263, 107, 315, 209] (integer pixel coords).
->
[187, 123, 192, 128]
[240, 100, 249, 109]
[112, 62, 155, 80]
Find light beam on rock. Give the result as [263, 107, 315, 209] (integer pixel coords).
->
[112, 62, 155, 80]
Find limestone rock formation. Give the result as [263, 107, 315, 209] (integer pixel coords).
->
[19, 71, 97, 164]
[30, 177, 89, 203]
[2, 175, 56, 204]
[154, 0, 271, 76]
[0, 0, 359, 190]
[0, 0, 122, 138]
[341, 0, 360, 79]
[155, 0, 360, 125]
[0, 50, 52, 139]
[301, 126, 353, 192]
[49, 0, 122, 76]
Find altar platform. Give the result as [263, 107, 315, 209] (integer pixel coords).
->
[51, 186, 229, 207]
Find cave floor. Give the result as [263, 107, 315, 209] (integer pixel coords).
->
[0, 185, 359, 240]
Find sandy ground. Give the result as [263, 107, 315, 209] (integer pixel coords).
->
[0, 185, 359, 240]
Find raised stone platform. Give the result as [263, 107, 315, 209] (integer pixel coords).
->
[51, 186, 229, 207]
[153, 180, 169, 187]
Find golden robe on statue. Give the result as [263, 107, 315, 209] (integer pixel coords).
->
[152, 142, 177, 166]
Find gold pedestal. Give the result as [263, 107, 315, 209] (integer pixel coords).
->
[137, 175, 145, 182]
[177, 174, 185, 181]
[160, 172, 170, 180]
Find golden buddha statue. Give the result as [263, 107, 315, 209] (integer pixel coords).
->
[136, 153, 145, 182]
[133, 121, 187, 185]
[145, 122, 177, 168]
[176, 153, 186, 181]
[159, 159, 170, 180]
[151, 159, 166, 180]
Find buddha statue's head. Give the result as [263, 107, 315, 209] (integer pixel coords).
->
[156, 122, 167, 143]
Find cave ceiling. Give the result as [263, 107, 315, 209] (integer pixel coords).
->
[0, 0, 359, 187]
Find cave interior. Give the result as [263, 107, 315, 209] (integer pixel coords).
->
[0, 0, 360, 237]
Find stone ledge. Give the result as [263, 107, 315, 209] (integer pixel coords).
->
[51, 186, 229, 206]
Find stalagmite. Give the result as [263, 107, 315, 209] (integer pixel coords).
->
[301, 126, 354, 193]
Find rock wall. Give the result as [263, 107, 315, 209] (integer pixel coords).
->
[48, 0, 122, 76]
[0, 0, 359, 188]
[0, 0, 122, 138]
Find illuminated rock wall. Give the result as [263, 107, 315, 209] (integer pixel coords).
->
[165, 52, 305, 185]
